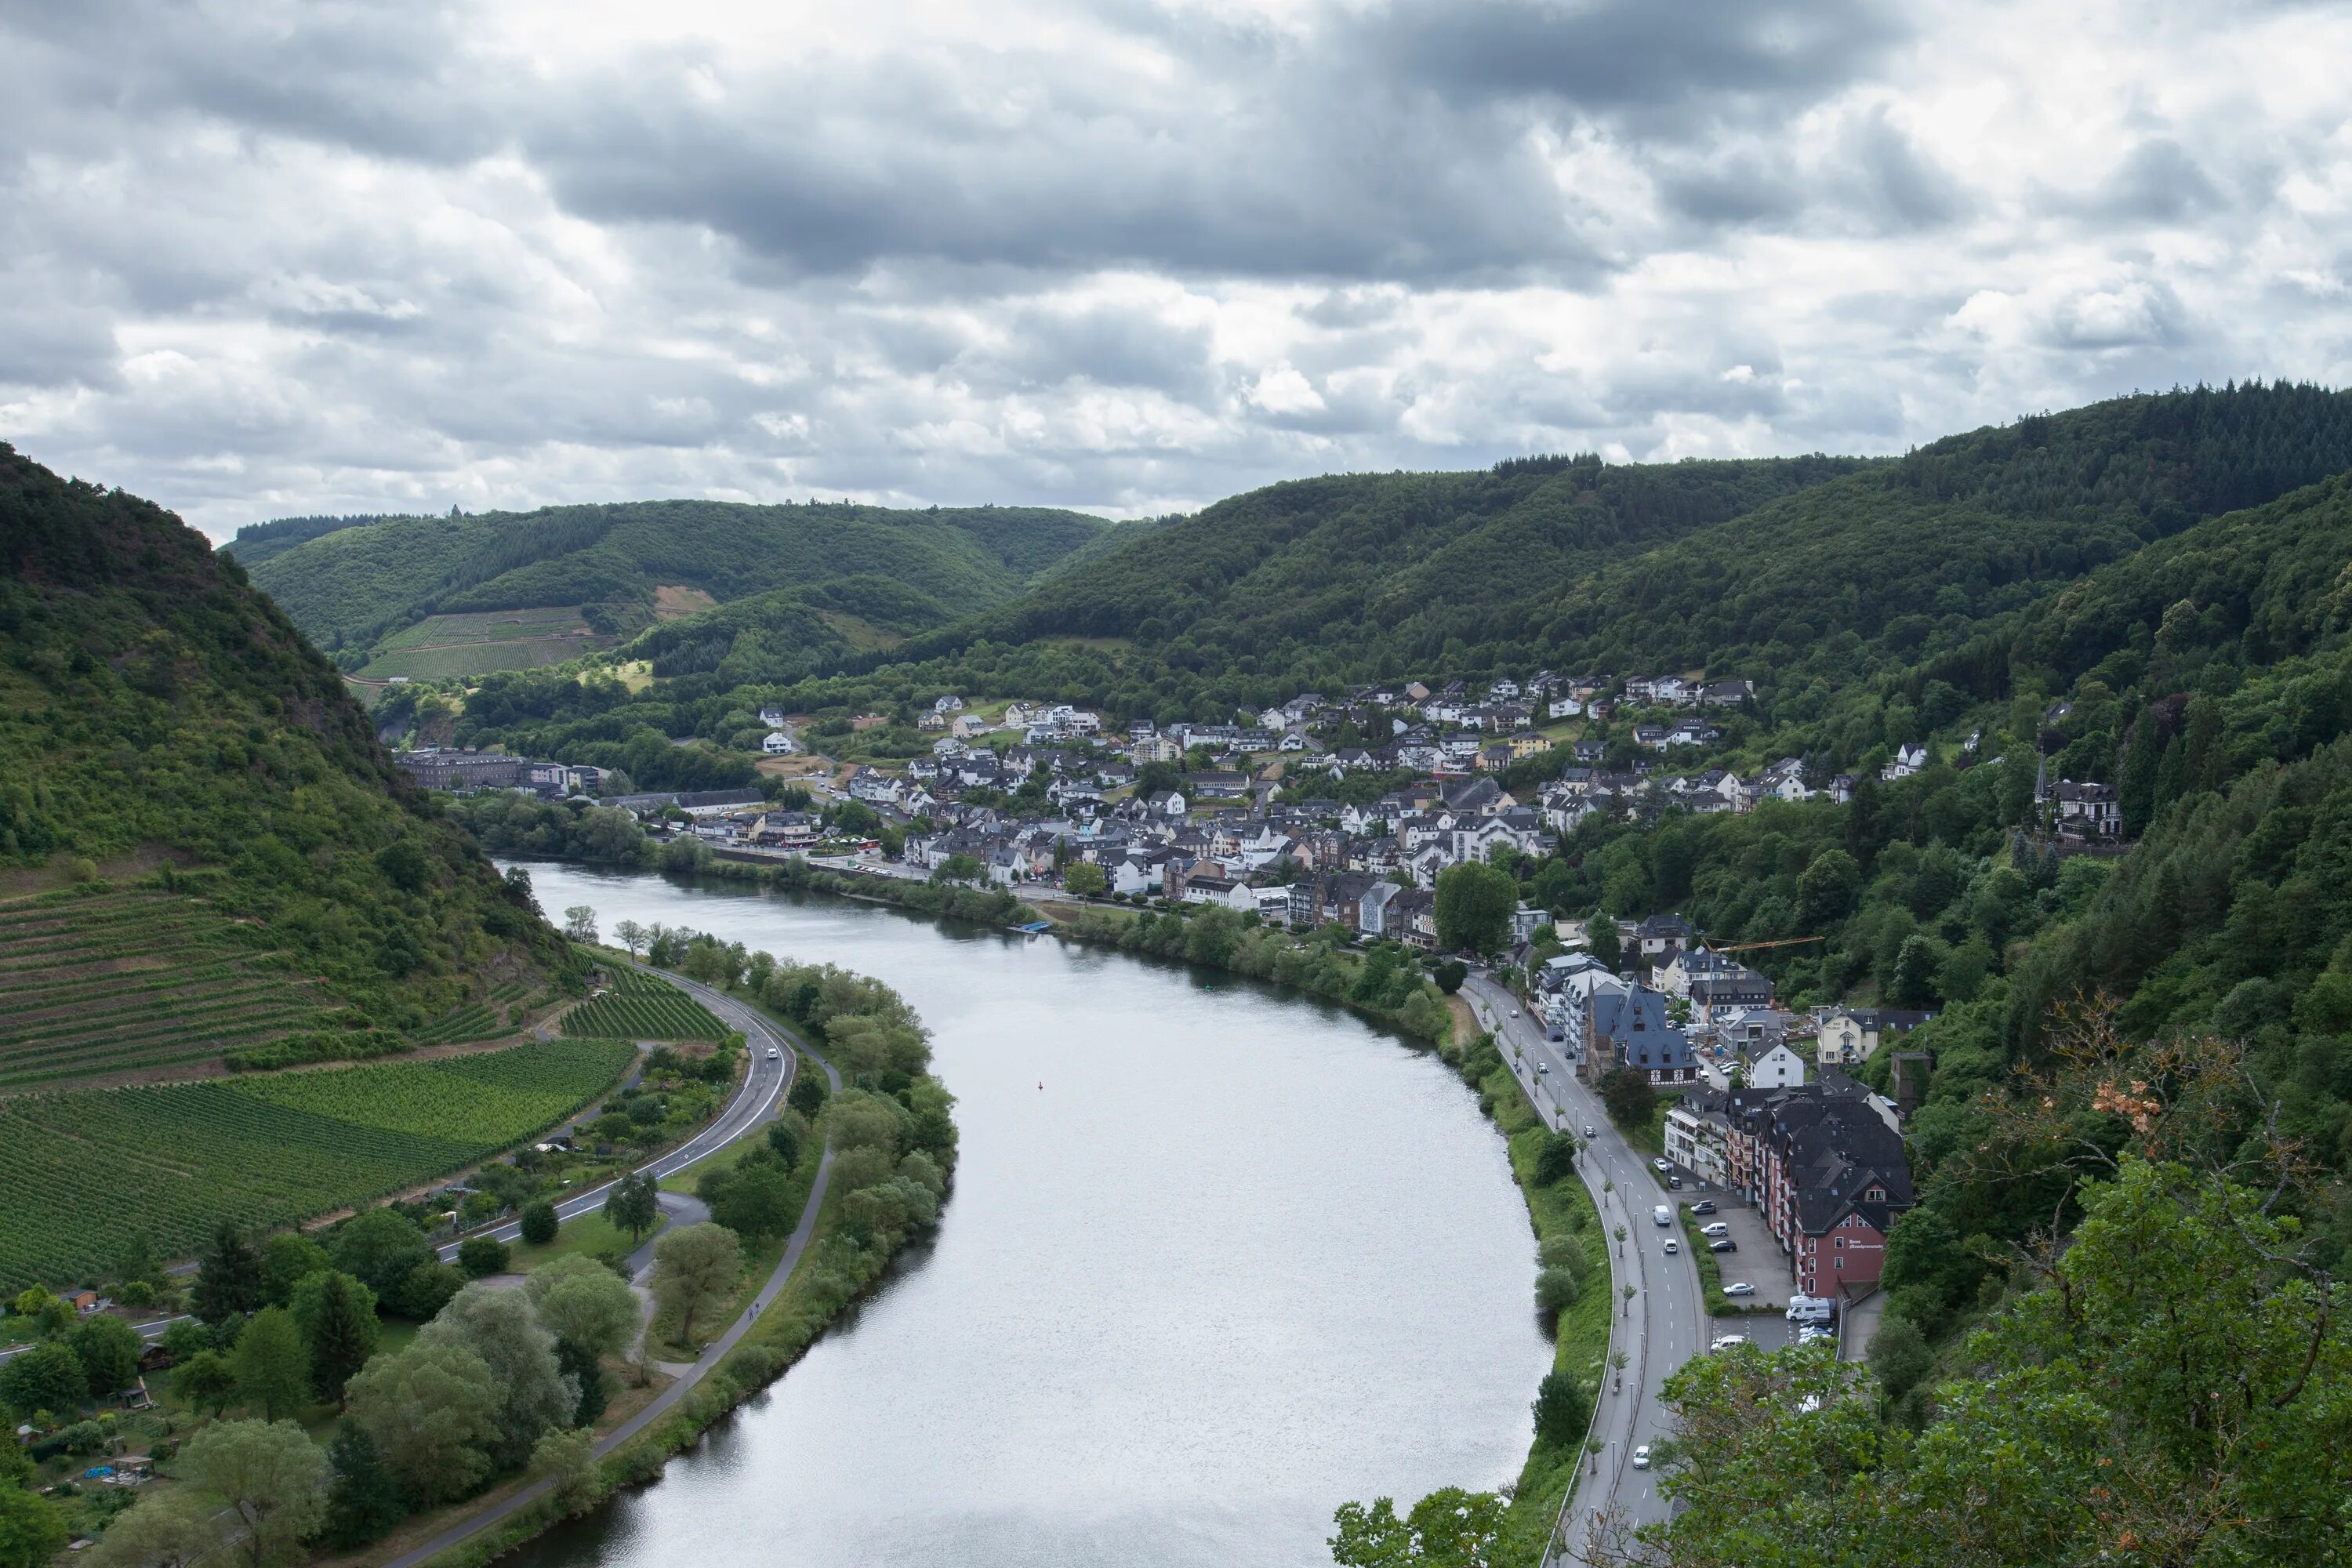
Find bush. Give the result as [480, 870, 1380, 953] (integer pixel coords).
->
[1532, 1132, 1581, 1186]
[1534, 1268, 1582, 1318]
[1434, 960, 1468, 994]
[457, 1236, 510, 1279]
[519, 1202, 558, 1246]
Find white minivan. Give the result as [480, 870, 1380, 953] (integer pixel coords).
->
[1653, 1204, 1671, 1226]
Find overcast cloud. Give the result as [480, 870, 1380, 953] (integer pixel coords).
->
[3, 0, 2349, 538]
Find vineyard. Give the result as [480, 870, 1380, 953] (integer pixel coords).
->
[561, 967, 724, 1040]
[0, 887, 346, 1089]
[0, 1037, 633, 1293]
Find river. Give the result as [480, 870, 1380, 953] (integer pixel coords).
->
[504, 864, 1550, 1568]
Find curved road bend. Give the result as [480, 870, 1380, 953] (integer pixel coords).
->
[388, 967, 844, 1568]
[1459, 975, 1707, 1561]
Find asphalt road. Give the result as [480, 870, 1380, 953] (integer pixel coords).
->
[1459, 974, 1709, 1561]
[384, 967, 843, 1568]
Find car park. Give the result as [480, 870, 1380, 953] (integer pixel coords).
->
[1722, 1282, 1756, 1298]
[1631, 1445, 1651, 1469]
[1699, 1221, 1730, 1236]
[1709, 1239, 1737, 1253]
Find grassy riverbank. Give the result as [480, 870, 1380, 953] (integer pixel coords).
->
[1434, 1025, 1613, 1566]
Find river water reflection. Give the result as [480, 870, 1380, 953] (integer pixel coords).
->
[503, 864, 1548, 1568]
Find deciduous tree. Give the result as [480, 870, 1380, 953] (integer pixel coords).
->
[176, 1419, 327, 1568]
[651, 1223, 740, 1346]
[345, 1341, 499, 1508]
[230, 1308, 307, 1422]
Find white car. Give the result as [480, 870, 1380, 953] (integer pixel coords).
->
[1709, 1334, 1748, 1352]
[1662, 1239, 1679, 1254]
[1722, 1282, 1756, 1298]
[1699, 1221, 1730, 1237]
[1509, 1008, 1520, 1017]
[1652, 1157, 1671, 1173]
[1631, 1444, 1651, 1470]
[1584, 1125, 1598, 1138]
[767, 1047, 781, 1060]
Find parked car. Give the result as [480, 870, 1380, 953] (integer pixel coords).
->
[1709, 1239, 1737, 1253]
[1722, 1282, 1756, 1298]
[1709, 1334, 1748, 1352]
[1652, 1157, 1671, 1173]
[1666, 1174, 1682, 1189]
[1690, 1200, 1718, 1215]
[1699, 1221, 1730, 1237]
[1663, 1238, 1679, 1254]
[1631, 1445, 1652, 1470]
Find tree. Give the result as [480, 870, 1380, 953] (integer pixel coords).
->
[288, 1271, 379, 1407]
[417, 1284, 575, 1468]
[169, 1350, 237, 1419]
[345, 1341, 500, 1507]
[258, 1232, 329, 1308]
[192, 1224, 262, 1324]
[330, 1209, 431, 1301]
[0, 1485, 67, 1568]
[1432, 959, 1467, 994]
[321, 1426, 407, 1548]
[1599, 1066, 1656, 1128]
[612, 918, 647, 957]
[1062, 862, 1106, 897]
[457, 1236, 511, 1279]
[85, 1486, 218, 1568]
[0, 1340, 85, 1421]
[524, 1257, 639, 1363]
[395, 1261, 463, 1321]
[176, 1419, 328, 1568]
[230, 1307, 308, 1422]
[604, 1170, 660, 1243]
[702, 1156, 797, 1242]
[520, 1201, 560, 1246]
[564, 904, 598, 942]
[1587, 913, 1622, 973]
[1532, 1132, 1580, 1186]
[1531, 1368, 1589, 1446]
[764, 1117, 802, 1167]
[1329, 1487, 1505, 1567]
[1434, 861, 1516, 956]
[651, 1223, 740, 1346]
[1796, 847, 1861, 928]
[530, 1426, 600, 1510]
[787, 1071, 828, 1118]
[67, 1314, 142, 1401]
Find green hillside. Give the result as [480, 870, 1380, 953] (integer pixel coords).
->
[217, 511, 419, 568]
[241, 496, 1117, 668]
[0, 441, 576, 1084]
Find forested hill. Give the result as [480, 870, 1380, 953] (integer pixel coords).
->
[241, 496, 1122, 659]
[893, 452, 1871, 677]
[0, 444, 572, 1085]
[217, 510, 421, 568]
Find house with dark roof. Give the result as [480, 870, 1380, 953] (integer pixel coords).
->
[1722, 1069, 1913, 1301]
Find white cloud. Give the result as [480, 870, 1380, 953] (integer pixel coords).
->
[1, 0, 2349, 538]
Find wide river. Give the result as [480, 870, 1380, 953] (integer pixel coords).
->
[505, 864, 1548, 1568]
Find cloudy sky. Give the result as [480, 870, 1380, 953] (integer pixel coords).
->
[4, 0, 2350, 539]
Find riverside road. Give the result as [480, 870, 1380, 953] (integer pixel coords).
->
[1461, 972, 1709, 1559]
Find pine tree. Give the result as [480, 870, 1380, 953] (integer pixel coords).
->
[322, 1426, 408, 1548]
[191, 1223, 262, 1324]
[297, 1272, 380, 1407]
[2118, 710, 2161, 837]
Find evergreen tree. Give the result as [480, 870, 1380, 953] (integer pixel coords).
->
[290, 1271, 379, 1407]
[321, 1426, 407, 1548]
[192, 1224, 262, 1325]
[2118, 707, 2161, 837]
[604, 1171, 659, 1243]
[554, 1338, 607, 1427]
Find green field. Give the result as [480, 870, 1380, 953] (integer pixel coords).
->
[562, 965, 724, 1040]
[356, 608, 608, 680]
[0, 888, 347, 1088]
[0, 1038, 633, 1292]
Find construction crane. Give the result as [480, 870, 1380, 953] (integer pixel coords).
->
[1704, 935, 1828, 955]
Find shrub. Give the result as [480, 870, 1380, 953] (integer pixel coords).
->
[1535, 1268, 1582, 1318]
[519, 1203, 558, 1247]
[457, 1237, 510, 1279]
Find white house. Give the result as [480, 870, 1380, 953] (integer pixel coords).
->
[762, 731, 796, 756]
[1738, 1039, 1809, 1090]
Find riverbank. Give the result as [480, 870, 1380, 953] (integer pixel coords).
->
[684, 853, 1455, 1048]
[356, 953, 955, 1568]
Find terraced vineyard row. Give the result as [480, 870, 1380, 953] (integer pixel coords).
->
[412, 1004, 504, 1046]
[0, 1037, 634, 1292]
[561, 979, 724, 1041]
[0, 887, 344, 1087]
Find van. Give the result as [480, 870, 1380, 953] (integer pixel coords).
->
[1653, 1205, 1671, 1226]
[1785, 1295, 1835, 1324]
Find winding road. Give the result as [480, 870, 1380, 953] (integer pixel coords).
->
[386, 964, 843, 1568]
[1459, 972, 1708, 1563]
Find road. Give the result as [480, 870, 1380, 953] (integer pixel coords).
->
[384, 967, 843, 1568]
[1460, 973, 1709, 1561]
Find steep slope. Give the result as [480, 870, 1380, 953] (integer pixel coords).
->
[0, 443, 574, 1086]
[243, 496, 1116, 664]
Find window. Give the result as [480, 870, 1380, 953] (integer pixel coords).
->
[1834, 1257, 1844, 1270]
